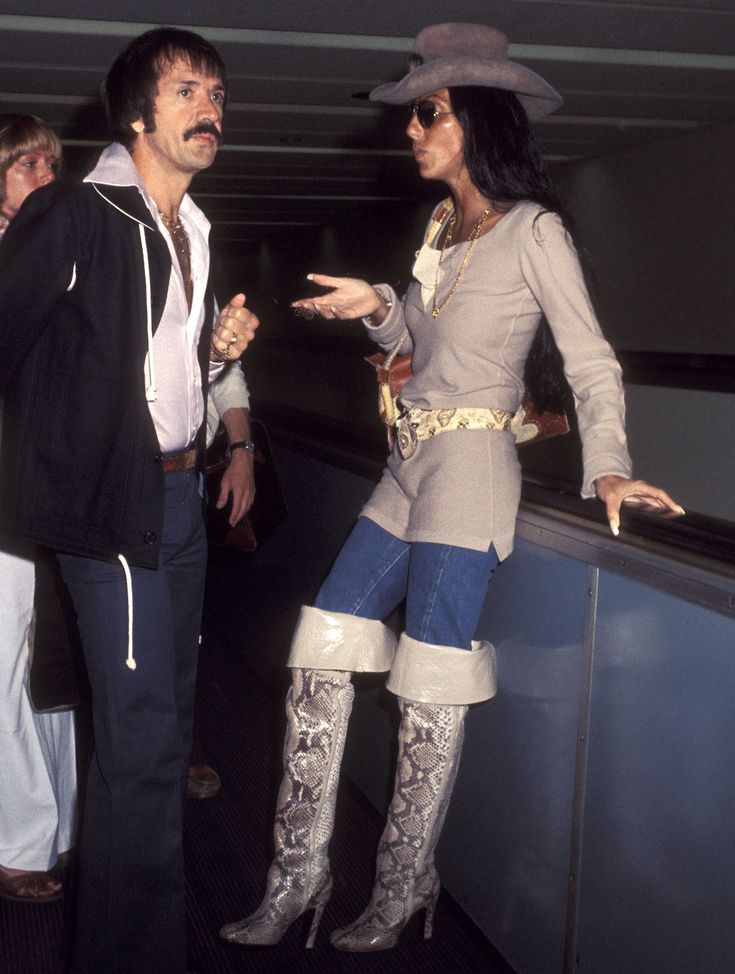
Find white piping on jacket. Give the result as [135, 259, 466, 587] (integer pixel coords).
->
[138, 223, 157, 401]
[66, 263, 76, 291]
[117, 554, 137, 670]
[91, 184, 158, 402]
[89, 185, 163, 670]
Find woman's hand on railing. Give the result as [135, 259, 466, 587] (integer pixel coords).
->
[595, 474, 686, 537]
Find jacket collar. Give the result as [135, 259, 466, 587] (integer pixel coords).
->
[84, 142, 210, 237]
[84, 144, 158, 230]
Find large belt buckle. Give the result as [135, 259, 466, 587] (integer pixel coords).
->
[396, 413, 418, 459]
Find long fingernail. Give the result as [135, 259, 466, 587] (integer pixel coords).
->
[306, 273, 314, 280]
[610, 521, 619, 537]
[677, 505, 686, 515]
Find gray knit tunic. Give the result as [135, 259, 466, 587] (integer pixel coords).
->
[359, 200, 632, 559]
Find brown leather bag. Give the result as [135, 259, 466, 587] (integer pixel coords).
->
[365, 197, 570, 448]
[365, 349, 570, 448]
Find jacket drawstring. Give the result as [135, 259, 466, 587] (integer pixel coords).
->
[138, 223, 157, 402]
[117, 553, 137, 670]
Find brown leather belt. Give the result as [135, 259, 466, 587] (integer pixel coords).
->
[162, 447, 197, 473]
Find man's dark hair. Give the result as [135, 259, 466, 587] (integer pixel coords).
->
[102, 27, 227, 149]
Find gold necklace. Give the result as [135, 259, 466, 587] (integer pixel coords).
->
[159, 210, 193, 309]
[431, 207, 491, 318]
[158, 210, 189, 249]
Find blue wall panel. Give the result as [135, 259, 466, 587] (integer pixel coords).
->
[576, 572, 735, 973]
[225, 443, 735, 974]
[439, 540, 588, 974]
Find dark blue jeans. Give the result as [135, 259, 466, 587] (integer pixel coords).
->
[57, 468, 207, 974]
[315, 517, 498, 649]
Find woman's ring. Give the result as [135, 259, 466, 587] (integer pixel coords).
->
[229, 334, 238, 345]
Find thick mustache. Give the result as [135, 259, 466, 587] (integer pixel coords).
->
[183, 122, 221, 142]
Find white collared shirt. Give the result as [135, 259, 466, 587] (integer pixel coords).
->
[85, 143, 222, 452]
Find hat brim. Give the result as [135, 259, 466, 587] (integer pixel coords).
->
[369, 55, 562, 120]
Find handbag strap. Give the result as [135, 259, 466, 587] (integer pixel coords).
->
[384, 333, 408, 369]
[424, 197, 455, 247]
[384, 198, 456, 366]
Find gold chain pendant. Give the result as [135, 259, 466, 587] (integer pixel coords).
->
[431, 207, 491, 318]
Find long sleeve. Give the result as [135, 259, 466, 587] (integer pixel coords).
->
[362, 284, 413, 355]
[519, 211, 632, 496]
[206, 360, 250, 448]
[0, 184, 77, 391]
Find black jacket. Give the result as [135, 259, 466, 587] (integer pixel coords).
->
[0, 177, 214, 569]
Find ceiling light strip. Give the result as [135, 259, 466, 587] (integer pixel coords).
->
[58, 139, 413, 156]
[1, 16, 734, 72]
[193, 193, 410, 200]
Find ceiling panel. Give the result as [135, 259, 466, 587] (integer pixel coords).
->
[0, 2, 733, 241]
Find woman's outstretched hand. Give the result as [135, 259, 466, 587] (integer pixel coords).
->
[594, 474, 685, 537]
[291, 274, 387, 322]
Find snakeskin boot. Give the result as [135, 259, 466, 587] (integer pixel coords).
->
[330, 632, 497, 952]
[220, 606, 396, 949]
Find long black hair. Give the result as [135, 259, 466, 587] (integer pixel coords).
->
[450, 85, 573, 414]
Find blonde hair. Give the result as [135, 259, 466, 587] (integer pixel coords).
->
[0, 114, 62, 204]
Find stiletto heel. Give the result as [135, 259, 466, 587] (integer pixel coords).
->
[423, 888, 439, 940]
[219, 668, 351, 949]
[331, 634, 495, 952]
[305, 891, 329, 949]
[330, 690, 470, 952]
[220, 608, 397, 950]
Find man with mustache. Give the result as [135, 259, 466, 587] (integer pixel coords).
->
[186, 119, 222, 142]
[0, 27, 257, 973]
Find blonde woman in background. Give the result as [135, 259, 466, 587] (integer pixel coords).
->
[0, 114, 76, 903]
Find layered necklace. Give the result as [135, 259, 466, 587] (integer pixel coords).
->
[431, 207, 492, 318]
[159, 210, 193, 310]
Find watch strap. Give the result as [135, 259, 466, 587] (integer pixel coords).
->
[226, 439, 255, 460]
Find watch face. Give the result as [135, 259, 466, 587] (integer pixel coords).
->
[228, 440, 255, 458]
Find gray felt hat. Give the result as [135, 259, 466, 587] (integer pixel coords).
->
[370, 23, 562, 120]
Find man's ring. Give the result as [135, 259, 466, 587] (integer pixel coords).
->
[229, 334, 238, 345]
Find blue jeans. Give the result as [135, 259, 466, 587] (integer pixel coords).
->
[57, 467, 207, 974]
[315, 517, 498, 649]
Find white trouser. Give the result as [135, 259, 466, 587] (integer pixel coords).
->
[0, 547, 77, 870]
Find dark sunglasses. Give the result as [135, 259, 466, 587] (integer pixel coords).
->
[409, 100, 454, 130]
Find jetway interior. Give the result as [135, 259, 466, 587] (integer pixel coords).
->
[1, 4, 734, 973]
[2, 2, 733, 517]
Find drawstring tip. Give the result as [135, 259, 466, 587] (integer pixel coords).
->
[117, 553, 136, 672]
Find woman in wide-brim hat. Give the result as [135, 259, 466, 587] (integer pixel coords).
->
[221, 23, 682, 953]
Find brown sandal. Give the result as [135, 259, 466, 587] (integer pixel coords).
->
[0, 868, 62, 904]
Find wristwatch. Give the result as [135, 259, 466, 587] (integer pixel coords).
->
[226, 439, 255, 461]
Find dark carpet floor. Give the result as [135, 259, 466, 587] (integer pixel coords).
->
[0, 553, 514, 974]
